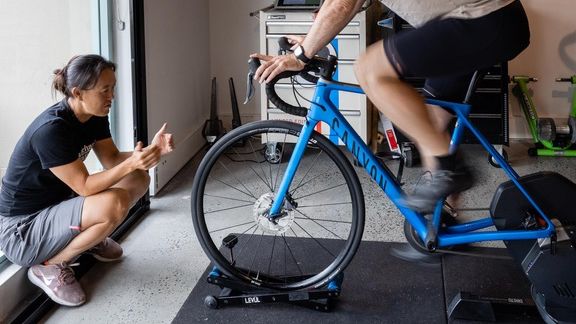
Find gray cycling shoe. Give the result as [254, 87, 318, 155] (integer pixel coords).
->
[401, 168, 474, 214]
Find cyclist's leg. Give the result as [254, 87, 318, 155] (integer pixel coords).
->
[354, 41, 450, 163]
[355, 0, 530, 212]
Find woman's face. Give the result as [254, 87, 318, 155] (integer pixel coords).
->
[80, 68, 116, 117]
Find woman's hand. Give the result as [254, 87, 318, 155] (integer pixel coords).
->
[130, 142, 161, 171]
[151, 123, 175, 155]
[249, 52, 305, 84]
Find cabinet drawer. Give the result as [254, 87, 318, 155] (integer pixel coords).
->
[266, 34, 360, 60]
[336, 61, 357, 83]
[266, 20, 361, 34]
[268, 84, 365, 110]
[463, 116, 506, 144]
[478, 73, 504, 89]
[470, 91, 505, 115]
[267, 108, 364, 144]
[273, 60, 357, 85]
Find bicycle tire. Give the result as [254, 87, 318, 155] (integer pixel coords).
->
[191, 120, 365, 290]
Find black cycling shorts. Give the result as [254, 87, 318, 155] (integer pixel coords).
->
[384, 0, 530, 102]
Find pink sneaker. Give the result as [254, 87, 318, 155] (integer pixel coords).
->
[87, 237, 123, 262]
[28, 262, 86, 306]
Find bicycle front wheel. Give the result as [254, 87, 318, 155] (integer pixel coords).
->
[191, 120, 365, 290]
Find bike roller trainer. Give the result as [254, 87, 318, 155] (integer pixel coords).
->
[203, 234, 343, 312]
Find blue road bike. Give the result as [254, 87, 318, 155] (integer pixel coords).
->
[191, 49, 576, 321]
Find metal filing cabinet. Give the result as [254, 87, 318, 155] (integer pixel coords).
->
[259, 3, 382, 145]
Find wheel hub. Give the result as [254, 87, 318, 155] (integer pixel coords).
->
[253, 193, 295, 234]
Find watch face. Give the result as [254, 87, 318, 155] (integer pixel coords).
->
[294, 45, 309, 63]
[294, 46, 303, 56]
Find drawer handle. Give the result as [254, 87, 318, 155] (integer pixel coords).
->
[266, 21, 360, 27]
[266, 34, 360, 40]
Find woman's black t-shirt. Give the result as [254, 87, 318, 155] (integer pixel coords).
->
[0, 99, 111, 216]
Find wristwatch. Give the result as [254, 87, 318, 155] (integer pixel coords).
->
[294, 45, 311, 65]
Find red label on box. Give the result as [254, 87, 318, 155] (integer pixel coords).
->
[386, 129, 398, 150]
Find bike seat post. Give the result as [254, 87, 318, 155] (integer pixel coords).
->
[463, 70, 485, 104]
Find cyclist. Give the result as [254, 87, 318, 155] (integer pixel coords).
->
[0, 55, 174, 306]
[251, 0, 530, 213]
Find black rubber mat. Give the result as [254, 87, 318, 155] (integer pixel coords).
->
[443, 248, 543, 324]
[173, 242, 541, 324]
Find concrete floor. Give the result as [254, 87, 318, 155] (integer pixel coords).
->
[41, 140, 576, 323]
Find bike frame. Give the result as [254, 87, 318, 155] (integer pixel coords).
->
[269, 77, 556, 247]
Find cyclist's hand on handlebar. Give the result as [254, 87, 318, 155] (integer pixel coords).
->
[249, 53, 305, 84]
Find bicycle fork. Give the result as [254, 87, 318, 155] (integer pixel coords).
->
[268, 119, 319, 218]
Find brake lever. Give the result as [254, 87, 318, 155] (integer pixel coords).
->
[244, 58, 261, 104]
[278, 36, 292, 55]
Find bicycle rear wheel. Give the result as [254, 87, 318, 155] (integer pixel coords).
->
[191, 120, 364, 290]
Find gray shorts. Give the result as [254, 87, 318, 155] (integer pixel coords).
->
[0, 196, 84, 267]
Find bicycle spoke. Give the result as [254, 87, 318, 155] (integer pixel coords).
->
[216, 160, 257, 199]
[295, 208, 346, 240]
[204, 193, 254, 204]
[235, 138, 274, 191]
[297, 201, 352, 208]
[246, 136, 270, 182]
[266, 235, 278, 275]
[204, 203, 253, 215]
[294, 216, 351, 224]
[273, 132, 289, 192]
[290, 170, 333, 195]
[266, 132, 275, 191]
[235, 226, 261, 264]
[291, 220, 337, 258]
[248, 232, 266, 277]
[208, 221, 255, 234]
[226, 152, 271, 191]
[211, 176, 255, 200]
[293, 182, 347, 200]
[281, 234, 304, 276]
[290, 149, 324, 196]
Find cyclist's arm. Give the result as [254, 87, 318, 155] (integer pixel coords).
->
[252, 0, 364, 83]
[300, 0, 365, 59]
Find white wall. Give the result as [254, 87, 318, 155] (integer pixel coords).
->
[144, 0, 211, 194]
[209, 0, 271, 127]
[508, 0, 576, 138]
[0, 0, 93, 172]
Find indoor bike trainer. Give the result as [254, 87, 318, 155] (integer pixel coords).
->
[511, 75, 576, 156]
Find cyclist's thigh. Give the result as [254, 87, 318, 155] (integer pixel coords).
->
[356, 40, 398, 80]
[385, 0, 530, 79]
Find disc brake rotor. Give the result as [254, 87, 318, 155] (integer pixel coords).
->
[253, 193, 295, 234]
